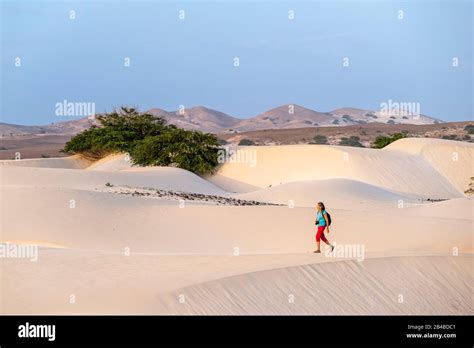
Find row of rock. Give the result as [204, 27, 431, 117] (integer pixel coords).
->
[104, 186, 282, 206]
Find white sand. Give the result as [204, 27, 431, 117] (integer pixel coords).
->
[215, 139, 473, 197]
[0, 138, 472, 314]
[0, 154, 92, 169]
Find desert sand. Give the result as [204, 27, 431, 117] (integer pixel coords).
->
[0, 138, 472, 314]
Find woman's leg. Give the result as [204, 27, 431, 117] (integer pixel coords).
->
[315, 226, 324, 251]
[317, 227, 334, 252]
[320, 229, 334, 251]
[320, 233, 329, 245]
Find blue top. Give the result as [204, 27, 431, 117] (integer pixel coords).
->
[317, 210, 327, 226]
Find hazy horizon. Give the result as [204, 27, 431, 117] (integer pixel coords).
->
[0, 101, 451, 127]
[1, 0, 472, 125]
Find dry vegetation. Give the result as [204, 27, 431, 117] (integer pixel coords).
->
[219, 121, 473, 147]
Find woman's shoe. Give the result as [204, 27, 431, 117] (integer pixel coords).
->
[330, 245, 335, 252]
[313, 250, 321, 253]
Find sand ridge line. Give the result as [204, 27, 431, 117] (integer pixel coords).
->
[99, 184, 285, 206]
[154, 255, 473, 315]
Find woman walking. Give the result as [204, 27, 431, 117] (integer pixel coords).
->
[314, 202, 334, 253]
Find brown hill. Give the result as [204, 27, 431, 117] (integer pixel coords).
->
[0, 104, 445, 137]
[233, 104, 337, 131]
[149, 106, 240, 133]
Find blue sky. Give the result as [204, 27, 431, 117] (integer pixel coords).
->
[1, 0, 472, 125]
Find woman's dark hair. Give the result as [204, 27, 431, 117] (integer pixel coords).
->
[317, 202, 325, 211]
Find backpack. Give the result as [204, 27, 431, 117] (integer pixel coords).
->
[326, 212, 332, 226]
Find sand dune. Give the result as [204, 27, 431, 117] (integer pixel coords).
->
[215, 139, 472, 198]
[86, 153, 133, 171]
[0, 250, 332, 314]
[1, 138, 472, 314]
[0, 154, 92, 169]
[236, 178, 420, 209]
[0, 164, 228, 195]
[2, 186, 471, 255]
[156, 256, 472, 315]
[403, 197, 473, 220]
[385, 138, 474, 193]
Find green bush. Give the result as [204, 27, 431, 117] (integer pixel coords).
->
[464, 124, 474, 134]
[372, 132, 406, 149]
[339, 136, 364, 147]
[64, 107, 221, 174]
[238, 139, 255, 146]
[312, 135, 328, 144]
[130, 128, 220, 174]
[64, 107, 168, 157]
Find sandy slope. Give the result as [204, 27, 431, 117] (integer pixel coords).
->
[156, 256, 472, 315]
[0, 138, 473, 314]
[0, 164, 228, 195]
[2, 186, 472, 255]
[0, 154, 92, 169]
[215, 139, 473, 198]
[386, 138, 474, 193]
[0, 250, 337, 314]
[86, 153, 133, 171]
[236, 178, 420, 209]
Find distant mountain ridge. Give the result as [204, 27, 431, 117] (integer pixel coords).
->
[0, 104, 444, 136]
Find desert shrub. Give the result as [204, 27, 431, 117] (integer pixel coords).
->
[462, 134, 470, 141]
[372, 132, 407, 149]
[339, 136, 364, 147]
[387, 120, 395, 124]
[464, 124, 474, 134]
[64, 107, 221, 174]
[332, 119, 340, 125]
[312, 135, 328, 144]
[64, 107, 168, 158]
[442, 135, 457, 140]
[130, 128, 220, 174]
[238, 138, 255, 146]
